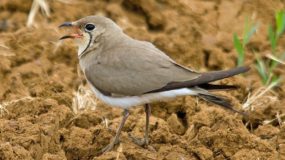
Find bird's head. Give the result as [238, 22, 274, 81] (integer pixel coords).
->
[59, 15, 122, 57]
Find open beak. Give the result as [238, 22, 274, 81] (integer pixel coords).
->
[59, 22, 83, 40]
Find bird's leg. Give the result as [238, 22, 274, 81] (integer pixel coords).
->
[101, 109, 129, 153]
[129, 104, 151, 147]
[144, 104, 151, 145]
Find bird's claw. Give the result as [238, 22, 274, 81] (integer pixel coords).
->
[128, 133, 148, 147]
[99, 138, 120, 153]
[100, 143, 115, 153]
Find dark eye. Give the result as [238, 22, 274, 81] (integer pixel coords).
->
[85, 23, 95, 31]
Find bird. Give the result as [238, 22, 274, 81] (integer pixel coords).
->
[59, 15, 249, 153]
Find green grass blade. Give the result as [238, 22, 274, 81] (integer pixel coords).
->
[268, 75, 281, 87]
[268, 25, 277, 53]
[233, 33, 244, 66]
[255, 57, 268, 84]
[275, 10, 285, 37]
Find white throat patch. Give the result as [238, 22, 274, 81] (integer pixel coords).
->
[76, 32, 91, 56]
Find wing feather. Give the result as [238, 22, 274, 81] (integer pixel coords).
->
[84, 40, 200, 96]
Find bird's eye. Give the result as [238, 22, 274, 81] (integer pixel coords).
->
[84, 23, 95, 32]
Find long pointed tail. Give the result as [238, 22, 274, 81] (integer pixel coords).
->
[148, 66, 250, 93]
[198, 92, 245, 115]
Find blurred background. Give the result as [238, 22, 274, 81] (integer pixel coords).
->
[0, 0, 284, 159]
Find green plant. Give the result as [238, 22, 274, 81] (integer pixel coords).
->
[256, 10, 285, 86]
[233, 18, 258, 66]
[234, 11, 285, 86]
[268, 11, 285, 70]
[255, 55, 282, 85]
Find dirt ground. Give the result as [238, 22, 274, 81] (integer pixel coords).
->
[0, 0, 285, 159]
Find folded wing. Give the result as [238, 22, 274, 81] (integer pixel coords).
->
[84, 41, 200, 96]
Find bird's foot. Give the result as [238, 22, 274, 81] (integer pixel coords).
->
[100, 138, 120, 153]
[128, 133, 156, 151]
[100, 143, 115, 153]
[128, 133, 148, 147]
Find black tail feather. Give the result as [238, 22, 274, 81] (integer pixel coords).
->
[198, 93, 246, 116]
[198, 83, 238, 91]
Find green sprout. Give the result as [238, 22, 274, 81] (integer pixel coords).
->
[233, 18, 258, 66]
[268, 11, 285, 70]
[255, 55, 283, 86]
[233, 11, 285, 87]
[256, 10, 285, 86]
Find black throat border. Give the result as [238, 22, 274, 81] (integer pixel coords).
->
[78, 32, 92, 58]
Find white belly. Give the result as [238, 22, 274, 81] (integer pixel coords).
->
[88, 82, 197, 109]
